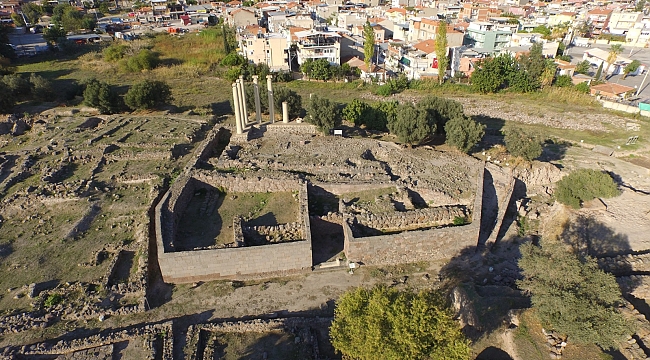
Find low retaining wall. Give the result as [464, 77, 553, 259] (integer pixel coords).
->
[263, 123, 317, 134]
[343, 163, 484, 265]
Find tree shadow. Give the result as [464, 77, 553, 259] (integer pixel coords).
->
[606, 170, 650, 195]
[478, 167, 498, 247]
[560, 213, 632, 258]
[211, 100, 232, 117]
[472, 115, 506, 150]
[476, 346, 514, 360]
[539, 139, 571, 162]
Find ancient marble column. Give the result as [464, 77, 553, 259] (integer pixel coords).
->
[238, 75, 249, 125]
[252, 75, 262, 124]
[282, 101, 289, 123]
[267, 75, 274, 124]
[232, 83, 243, 135]
[236, 79, 247, 127]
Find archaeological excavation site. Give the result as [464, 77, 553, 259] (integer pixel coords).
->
[2, 75, 650, 360]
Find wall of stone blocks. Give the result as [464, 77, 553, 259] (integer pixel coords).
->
[154, 173, 313, 283]
[158, 240, 312, 283]
[343, 164, 485, 265]
[263, 123, 317, 134]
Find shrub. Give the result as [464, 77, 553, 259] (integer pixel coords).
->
[124, 80, 172, 110]
[374, 83, 393, 96]
[103, 43, 129, 62]
[554, 74, 573, 87]
[504, 127, 543, 161]
[417, 96, 465, 133]
[83, 78, 121, 114]
[555, 169, 620, 209]
[388, 103, 432, 145]
[575, 82, 590, 94]
[1, 74, 31, 97]
[44, 293, 62, 308]
[306, 95, 341, 134]
[0, 84, 15, 113]
[275, 70, 293, 82]
[343, 99, 370, 125]
[273, 87, 302, 119]
[29, 73, 55, 102]
[444, 116, 485, 153]
[123, 49, 159, 72]
[220, 52, 246, 67]
[330, 285, 471, 360]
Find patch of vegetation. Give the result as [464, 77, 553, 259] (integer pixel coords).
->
[555, 169, 620, 209]
[44, 293, 62, 308]
[330, 285, 470, 360]
[504, 126, 543, 160]
[518, 239, 633, 349]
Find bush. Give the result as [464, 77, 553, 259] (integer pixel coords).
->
[417, 96, 465, 133]
[504, 127, 543, 160]
[518, 240, 632, 349]
[0, 84, 15, 113]
[220, 52, 246, 67]
[444, 116, 485, 153]
[29, 73, 55, 102]
[44, 293, 62, 308]
[124, 80, 172, 110]
[83, 78, 121, 114]
[555, 169, 620, 209]
[374, 83, 393, 96]
[330, 285, 471, 360]
[275, 70, 293, 82]
[575, 82, 590, 94]
[343, 99, 370, 125]
[123, 49, 159, 72]
[103, 43, 129, 62]
[273, 87, 302, 119]
[306, 95, 341, 134]
[388, 103, 432, 145]
[1, 74, 31, 97]
[554, 74, 573, 87]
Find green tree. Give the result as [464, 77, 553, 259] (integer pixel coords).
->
[311, 58, 332, 80]
[330, 285, 471, 360]
[388, 103, 432, 145]
[416, 95, 464, 133]
[21, 3, 43, 25]
[306, 95, 341, 134]
[604, 44, 624, 80]
[363, 21, 375, 70]
[343, 99, 370, 125]
[594, 62, 603, 80]
[575, 81, 590, 94]
[555, 169, 620, 209]
[435, 22, 448, 84]
[103, 43, 129, 62]
[98, 2, 110, 14]
[370, 100, 398, 131]
[518, 240, 632, 349]
[471, 54, 517, 93]
[0, 81, 15, 113]
[636, 0, 646, 12]
[575, 60, 591, 75]
[83, 79, 121, 114]
[1, 74, 31, 97]
[623, 59, 641, 79]
[43, 26, 67, 45]
[11, 13, 25, 27]
[554, 74, 573, 87]
[221, 52, 246, 66]
[444, 116, 485, 153]
[273, 87, 302, 119]
[504, 126, 543, 160]
[124, 80, 172, 110]
[29, 73, 54, 101]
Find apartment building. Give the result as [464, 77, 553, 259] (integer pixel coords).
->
[239, 32, 290, 70]
[608, 11, 643, 34]
[294, 30, 341, 65]
[464, 21, 511, 53]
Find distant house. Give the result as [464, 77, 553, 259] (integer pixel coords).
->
[228, 8, 257, 27]
[590, 82, 635, 100]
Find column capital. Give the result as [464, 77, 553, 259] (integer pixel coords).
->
[266, 75, 273, 80]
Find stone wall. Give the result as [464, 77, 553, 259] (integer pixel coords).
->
[349, 205, 468, 234]
[343, 164, 484, 265]
[263, 123, 318, 135]
[154, 172, 313, 283]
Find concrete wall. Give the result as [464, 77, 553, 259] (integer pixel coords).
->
[343, 163, 485, 265]
[602, 100, 640, 114]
